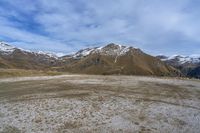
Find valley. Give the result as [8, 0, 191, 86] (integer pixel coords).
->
[0, 42, 199, 132]
[0, 1, 200, 133]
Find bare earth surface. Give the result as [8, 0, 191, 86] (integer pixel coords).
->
[0, 75, 200, 133]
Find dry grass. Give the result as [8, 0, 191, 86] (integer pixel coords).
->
[0, 69, 64, 78]
[0, 75, 200, 132]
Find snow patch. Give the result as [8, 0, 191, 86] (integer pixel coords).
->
[36, 51, 58, 58]
[73, 48, 95, 58]
[72, 44, 132, 59]
[0, 42, 61, 58]
[162, 55, 200, 64]
[0, 42, 16, 53]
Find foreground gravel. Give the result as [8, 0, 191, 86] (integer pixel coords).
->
[0, 75, 200, 133]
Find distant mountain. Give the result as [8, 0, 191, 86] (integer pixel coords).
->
[60, 43, 180, 76]
[0, 42, 182, 77]
[0, 42, 59, 57]
[0, 42, 16, 54]
[187, 66, 200, 79]
[0, 42, 60, 70]
[71, 44, 131, 59]
[157, 55, 200, 65]
[157, 55, 200, 78]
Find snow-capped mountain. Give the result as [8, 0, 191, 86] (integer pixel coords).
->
[158, 55, 200, 65]
[60, 43, 179, 76]
[0, 42, 16, 54]
[157, 54, 200, 78]
[0, 42, 59, 58]
[0, 42, 62, 69]
[72, 48, 96, 58]
[72, 43, 137, 59]
[0, 42, 181, 77]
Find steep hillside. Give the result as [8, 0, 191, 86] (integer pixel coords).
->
[61, 43, 180, 76]
[0, 42, 60, 70]
[0, 42, 181, 77]
[157, 55, 200, 78]
[187, 66, 200, 78]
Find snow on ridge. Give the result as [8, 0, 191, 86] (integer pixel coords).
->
[0, 42, 16, 53]
[73, 48, 96, 58]
[36, 51, 59, 58]
[93, 44, 132, 56]
[163, 55, 200, 64]
[72, 43, 132, 59]
[54, 53, 65, 57]
[0, 42, 62, 58]
[27, 50, 65, 58]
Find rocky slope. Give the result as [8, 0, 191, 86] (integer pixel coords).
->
[157, 55, 200, 66]
[0, 42, 60, 70]
[157, 55, 200, 78]
[0, 42, 181, 76]
[60, 43, 180, 76]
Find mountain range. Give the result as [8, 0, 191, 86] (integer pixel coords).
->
[60, 43, 179, 76]
[0, 41, 199, 78]
[0, 42, 60, 70]
[157, 55, 200, 78]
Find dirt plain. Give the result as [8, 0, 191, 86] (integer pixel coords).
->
[0, 75, 200, 133]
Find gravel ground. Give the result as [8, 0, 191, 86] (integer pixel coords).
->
[0, 75, 200, 133]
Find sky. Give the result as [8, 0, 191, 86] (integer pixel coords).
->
[0, 0, 200, 56]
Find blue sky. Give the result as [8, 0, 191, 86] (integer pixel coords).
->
[0, 0, 200, 56]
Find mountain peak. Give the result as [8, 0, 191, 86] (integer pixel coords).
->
[98, 43, 130, 56]
[72, 43, 132, 59]
[0, 42, 16, 53]
[158, 55, 200, 65]
[0, 42, 59, 58]
[104, 43, 127, 49]
[0, 41, 181, 77]
[104, 43, 121, 48]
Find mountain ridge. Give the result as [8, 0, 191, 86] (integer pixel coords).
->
[0, 42, 61, 70]
[59, 43, 180, 76]
[0, 42, 62, 58]
[157, 55, 200, 78]
[0, 42, 183, 77]
[157, 55, 200, 65]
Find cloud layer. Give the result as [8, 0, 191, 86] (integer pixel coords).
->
[0, 0, 199, 55]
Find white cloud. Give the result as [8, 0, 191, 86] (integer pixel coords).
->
[0, 0, 199, 55]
